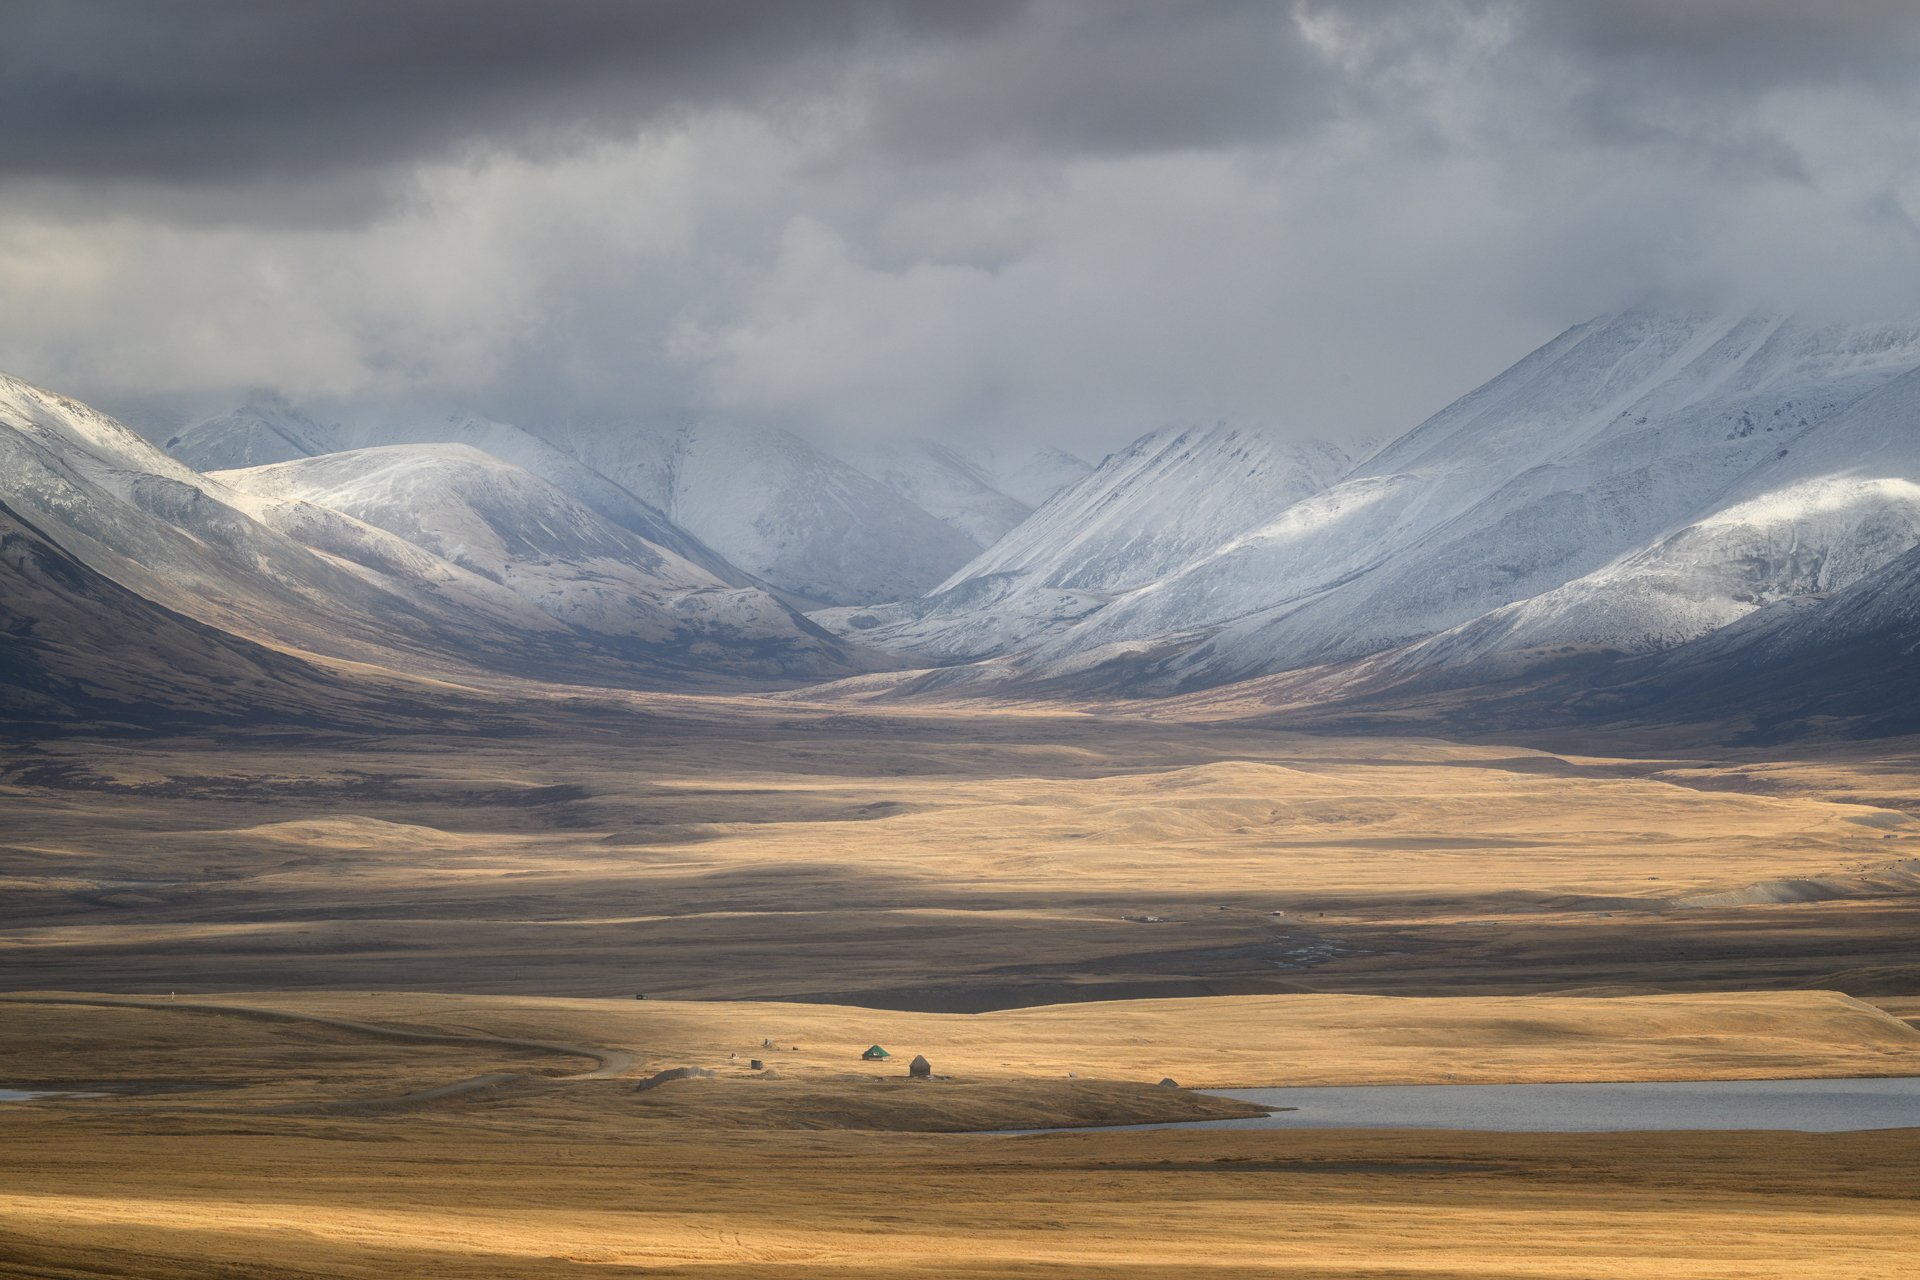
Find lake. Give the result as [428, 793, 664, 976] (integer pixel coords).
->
[1004, 1077, 1920, 1134]
[0, 1088, 103, 1102]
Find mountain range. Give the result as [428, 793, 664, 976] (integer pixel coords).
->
[0, 374, 876, 724]
[980, 310, 1920, 692]
[166, 398, 1089, 607]
[9, 303, 1920, 739]
[840, 309, 1920, 717]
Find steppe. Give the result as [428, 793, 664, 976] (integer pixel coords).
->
[4, 693, 1919, 1276]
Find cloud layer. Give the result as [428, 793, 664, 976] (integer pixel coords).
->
[2, 0, 1917, 451]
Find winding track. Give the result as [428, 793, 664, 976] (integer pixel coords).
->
[0, 994, 637, 1112]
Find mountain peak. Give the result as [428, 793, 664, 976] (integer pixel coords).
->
[167, 392, 334, 471]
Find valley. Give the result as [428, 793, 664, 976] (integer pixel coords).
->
[10, 306, 1920, 1277]
[10, 9, 1920, 1275]
[5, 697, 1920, 1278]
[8, 700, 1920, 1004]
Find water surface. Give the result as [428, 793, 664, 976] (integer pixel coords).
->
[0, 1088, 102, 1102]
[1185, 1077, 1920, 1133]
[1002, 1077, 1920, 1134]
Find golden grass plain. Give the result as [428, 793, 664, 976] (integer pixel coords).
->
[6, 702, 1920, 1002]
[4, 697, 1920, 1276]
[3, 989, 1919, 1278]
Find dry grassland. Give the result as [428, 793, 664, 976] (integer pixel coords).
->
[4, 701, 1919, 1276]
[2, 991, 1918, 1279]
[5, 704, 1920, 1002]
[13, 987, 1912, 1093]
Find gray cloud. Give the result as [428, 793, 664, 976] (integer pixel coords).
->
[1527, 0, 1920, 89]
[1518, 0, 1920, 188]
[0, 1, 1019, 190]
[2, 1, 1918, 455]
[853, 0, 1344, 163]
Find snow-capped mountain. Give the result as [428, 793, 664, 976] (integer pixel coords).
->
[1018, 309, 1920, 688]
[809, 424, 1353, 662]
[1393, 359, 1920, 675]
[841, 438, 1033, 548]
[536, 419, 985, 606]
[0, 373, 868, 700]
[163, 390, 333, 471]
[166, 402, 763, 591]
[0, 372, 463, 672]
[0, 490, 361, 728]
[510, 428, 1089, 603]
[161, 404, 1061, 608]
[953, 443, 1094, 509]
[214, 444, 851, 668]
[44, 302, 1920, 728]
[1484, 537, 1920, 741]
[1672, 536, 1920, 680]
[949, 426, 1353, 595]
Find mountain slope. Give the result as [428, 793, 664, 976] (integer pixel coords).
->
[167, 402, 765, 591]
[0, 495, 375, 732]
[166, 402, 1023, 608]
[1, 373, 867, 694]
[810, 424, 1352, 662]
[843, 439, 1033, 548]
[949, 426, 1353, 594]
[1027, 309, 1920, 687]
[1547, 547, 1920, 741]
[1657, 537, 1920, 724]
[215, 445, 862, 677]
[957, 443, 1094, 509]
[333, 412, 767, 589]
[162, 391, 333, 471]
[1381, 541, 1920, 743]
[0, 373, 491, 673]
[537, 419, 984, 605]
[1360, 352, 1920, 676]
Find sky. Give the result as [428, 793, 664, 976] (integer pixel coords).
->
[2, 0, 1918, 456]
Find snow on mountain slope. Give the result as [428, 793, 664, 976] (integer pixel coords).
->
[162, 390, 334, 471]
[0, 373, 450, 665]
[215, 445, 857, 668]
[842, 438, 1032, 548]
[4, 375, 243, 490]
[1, 373, 863, 690]
[1399, 476, 1920, 669]
[218, 482, 581, 637]
[1377, 356, 1920, 671]
[0, 492, 373, 729]
[809, 424, 1352, 662]
[165, 399, 1063, 606]
[949, 425, 1353, 594]
[1033, 309, 1920, 687]
[536, 419, 982, 605]
[222, 444, 662, 579]
[1596, 540, 1920, 738]
[166, 401, 763, 590]
[954, 443, 1093, 508]
[334, 412, 764, 588]
[1684, 538, 1920, 670]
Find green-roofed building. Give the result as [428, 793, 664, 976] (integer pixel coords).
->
[861, 1045, 890, 1060]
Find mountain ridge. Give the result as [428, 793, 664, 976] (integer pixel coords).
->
[163, 404, 1088, 607]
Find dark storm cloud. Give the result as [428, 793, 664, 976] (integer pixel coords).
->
[6, 1, 1915, 192]
[2, 2, 1918, 452]
[0, 0, 1023, 186]
[1510, 0, 1920, 203]
[854, 0, 1345, 163]
[1527, 0, 1920, 90]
